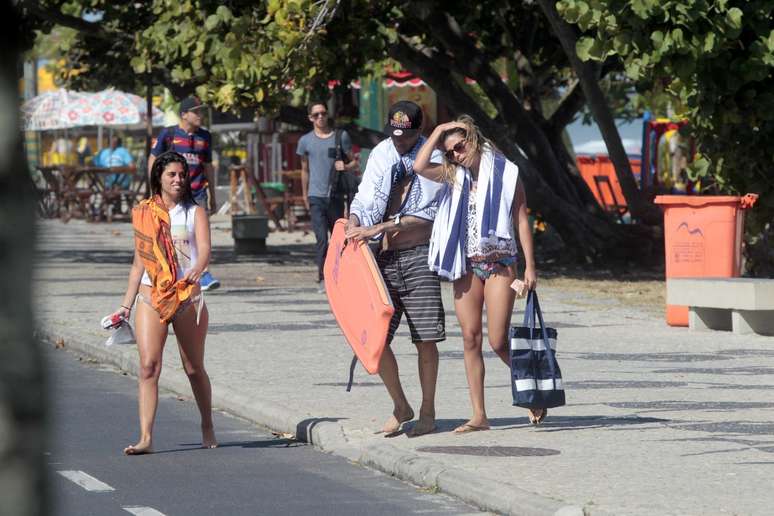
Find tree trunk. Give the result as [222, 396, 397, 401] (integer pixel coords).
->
[145, 72, 153, 160]
[425, 11, 584, 207]
[0, 4, 47, 515]
[389, 37, 643, 261]
[144, 71, 153, 196]
[538, 0, 662, 225]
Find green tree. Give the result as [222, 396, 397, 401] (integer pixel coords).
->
[557, 0, 774, 273]
[23, 0, 660, 262]
[22, 1, 197, 97]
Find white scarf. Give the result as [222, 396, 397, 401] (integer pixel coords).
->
[428, 147, 519, 281]
[350, 137, 446, 229]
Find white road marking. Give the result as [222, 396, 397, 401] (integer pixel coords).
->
[56, 470, 115, 492]
[123, 506, 167, 516]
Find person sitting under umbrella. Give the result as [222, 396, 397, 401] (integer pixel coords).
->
[95, 136, 134, 189]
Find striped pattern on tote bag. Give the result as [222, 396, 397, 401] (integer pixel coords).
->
[509, 291, 566, 409]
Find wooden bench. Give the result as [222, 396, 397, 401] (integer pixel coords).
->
[667, 278, 774, 336]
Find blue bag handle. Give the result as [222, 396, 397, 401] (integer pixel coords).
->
[522, 290, 558, 380]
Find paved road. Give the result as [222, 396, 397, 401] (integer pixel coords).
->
[47, 347, 484, 516]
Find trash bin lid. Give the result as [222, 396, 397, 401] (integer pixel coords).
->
[654, 195, 742, 207]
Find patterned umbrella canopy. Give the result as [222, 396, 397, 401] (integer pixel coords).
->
[23, 88, 165, 130]
[21, 89, 92, 131]
[90, 88, 164, 127]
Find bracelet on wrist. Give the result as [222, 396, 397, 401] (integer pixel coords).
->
[121, 305, 131, 311]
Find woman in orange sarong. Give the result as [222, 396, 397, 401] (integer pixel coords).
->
[108, 151, 217, 455]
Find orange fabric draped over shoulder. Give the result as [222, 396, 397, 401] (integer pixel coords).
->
[132, 196, 194, 323]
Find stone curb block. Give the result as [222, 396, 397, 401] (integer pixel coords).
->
[359, 443, 446, 490]
[39, 326, 591, 516]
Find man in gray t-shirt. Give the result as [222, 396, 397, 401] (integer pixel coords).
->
[297, 129, 352, 197]
[296, 101, 359, 292]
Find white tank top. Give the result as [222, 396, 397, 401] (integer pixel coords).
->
[141, 203, 198, 286]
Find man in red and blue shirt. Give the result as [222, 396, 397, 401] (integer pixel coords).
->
[148, 96, 220, 290]
[149, 97, 216, 209]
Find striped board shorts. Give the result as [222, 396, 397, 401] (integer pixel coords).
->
[376, 244, 445, 344]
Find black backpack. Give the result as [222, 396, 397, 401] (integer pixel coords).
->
[333, 129, 360, 198]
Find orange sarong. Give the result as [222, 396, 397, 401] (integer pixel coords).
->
[132, 196, 194, 323]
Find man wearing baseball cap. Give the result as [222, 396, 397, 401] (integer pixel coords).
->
[345, 101, 447, 437]
[382, 100, 422, 139]
[148, 96, 220, 291]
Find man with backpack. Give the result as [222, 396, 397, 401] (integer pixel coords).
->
[148, 96, 220, 291]
[296, 101, 359, 293]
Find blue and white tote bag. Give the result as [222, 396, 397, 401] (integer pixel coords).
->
[509, 290, 565, 409]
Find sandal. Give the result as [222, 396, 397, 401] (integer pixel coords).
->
[453, 423, 490, 434]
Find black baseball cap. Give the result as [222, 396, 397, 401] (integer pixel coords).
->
[383, 100, 423, 137]
[180, 96, 205, 114]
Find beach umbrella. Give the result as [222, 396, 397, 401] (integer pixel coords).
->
[91, 88, 164, 127]
[61, 91, 100, 127]
[21, 89, 92, 131]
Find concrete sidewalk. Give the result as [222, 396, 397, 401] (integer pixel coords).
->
[35, 218, 774, 516]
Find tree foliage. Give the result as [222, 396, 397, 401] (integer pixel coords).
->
[21, 1, 157, 94]
[23, 0, 660, 263]
[558, 0, 774, 257]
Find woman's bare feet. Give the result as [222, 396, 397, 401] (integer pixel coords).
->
[528, 408, 547, 425]
[379, 406, 415, 434]
[202, 426, 218, 449]
[123, 439, 153, 455]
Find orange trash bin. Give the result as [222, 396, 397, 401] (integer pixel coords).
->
[654, 194, 758, 326]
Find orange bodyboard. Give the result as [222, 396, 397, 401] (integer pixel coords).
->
[324, 219, 394, 374]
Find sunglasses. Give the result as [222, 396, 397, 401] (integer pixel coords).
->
[310, 111, 328, 119]
[445, 140, 467, 161]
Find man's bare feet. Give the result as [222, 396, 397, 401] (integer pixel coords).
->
[202, 426, 218, 449]
[379, 406, 414, 434]
[123, 439, 153, 455]
[407, 416, 436, 437]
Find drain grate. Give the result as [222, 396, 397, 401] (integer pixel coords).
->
[415, 445, 559, 457]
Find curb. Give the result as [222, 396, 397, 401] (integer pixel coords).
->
[39, 326, 591, 516]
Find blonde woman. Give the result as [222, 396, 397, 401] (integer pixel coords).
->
[413, 116, 541, 432]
